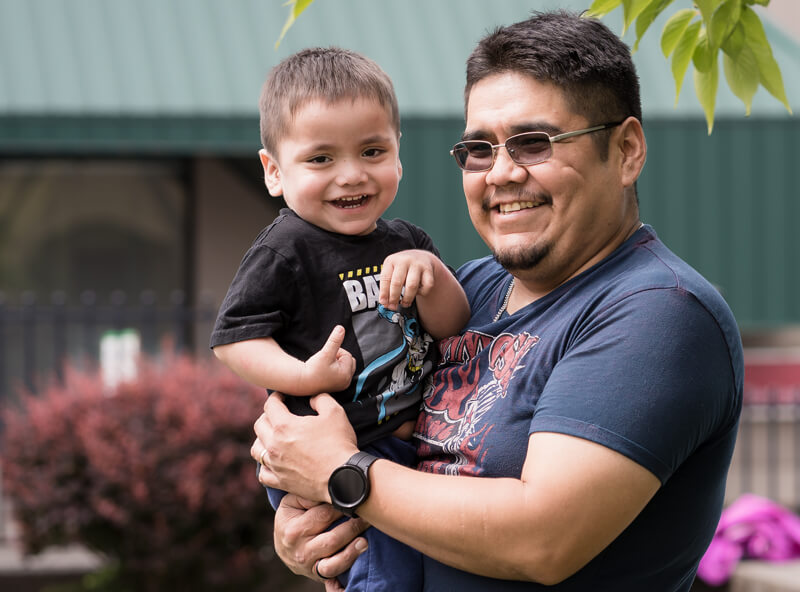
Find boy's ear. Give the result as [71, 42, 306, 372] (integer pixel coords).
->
[259, 149, 284, 196]
[396, 133, 403, 180]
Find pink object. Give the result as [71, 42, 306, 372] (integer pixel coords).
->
[697, 494, 800, 586]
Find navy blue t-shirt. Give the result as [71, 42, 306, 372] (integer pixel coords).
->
[415, 225, 743, 591]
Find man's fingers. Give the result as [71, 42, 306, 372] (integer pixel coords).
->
[308, 392, 342, 416]
[316, 532, 369, 582]
[324, 579, 345, 591]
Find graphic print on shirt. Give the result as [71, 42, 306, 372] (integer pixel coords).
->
[338, 264, 435, 428]
[340, 265, 382, 312]
[416, 330, 539, 476]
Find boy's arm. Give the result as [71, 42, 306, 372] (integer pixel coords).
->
[380, 250, 470, 340]
[213, 326, 356, 396]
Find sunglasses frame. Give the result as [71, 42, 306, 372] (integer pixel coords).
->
[450, 120, 625, 172]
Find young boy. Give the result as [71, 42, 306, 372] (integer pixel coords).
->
[210, 47, 469, 591]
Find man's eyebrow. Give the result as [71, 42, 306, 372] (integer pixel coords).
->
[461, 121, 562, 142]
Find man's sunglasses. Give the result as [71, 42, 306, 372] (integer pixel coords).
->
[450, 121, 625, 172]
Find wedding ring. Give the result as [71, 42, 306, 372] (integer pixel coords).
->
[314, 559, 332, 580]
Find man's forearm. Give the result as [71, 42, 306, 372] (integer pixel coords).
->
[355, 433, 660, 585]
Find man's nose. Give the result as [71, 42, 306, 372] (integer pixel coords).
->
[485, 146, 528, 186]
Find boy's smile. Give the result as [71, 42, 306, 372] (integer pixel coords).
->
[260, 97, 402, 236]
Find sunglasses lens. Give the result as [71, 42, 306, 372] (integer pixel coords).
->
[507, 133, 551, 165]
[453, 142, 494, 171]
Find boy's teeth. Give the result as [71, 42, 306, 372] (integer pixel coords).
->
[335, 195, 368, 208]
[499, 201, 536, 213]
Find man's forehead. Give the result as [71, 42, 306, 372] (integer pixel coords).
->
[464, 75, 571, 129]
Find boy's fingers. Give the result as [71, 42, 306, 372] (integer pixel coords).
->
[388, 267, 407, 306]
[379, 261, 395, 304]
[401, 266, 423, 304]
[419, 267, 435, 296]
[319, 325, 346, 357]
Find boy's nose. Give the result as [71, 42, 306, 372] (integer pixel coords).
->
[336, 159, 369, 185]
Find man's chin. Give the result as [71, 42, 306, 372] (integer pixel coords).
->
[492, 244, 550, 272]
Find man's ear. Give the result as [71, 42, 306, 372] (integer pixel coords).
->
[617, 117, 647, 188]
[259, 149, 284, 196]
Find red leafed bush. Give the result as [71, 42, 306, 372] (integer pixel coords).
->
[1, 354, 290, 592]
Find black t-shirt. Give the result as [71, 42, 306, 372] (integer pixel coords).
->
[210, 209, 441, 445]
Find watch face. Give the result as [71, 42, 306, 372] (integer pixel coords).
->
[330, 465, 367, 509]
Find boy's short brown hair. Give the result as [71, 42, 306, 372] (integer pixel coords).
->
[259, 47, 400, 157]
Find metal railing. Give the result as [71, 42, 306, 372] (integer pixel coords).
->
[1, 293, 799, 538]
[0, 290, 217, 402]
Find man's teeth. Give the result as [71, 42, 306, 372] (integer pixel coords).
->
[499, 201, 537, 213]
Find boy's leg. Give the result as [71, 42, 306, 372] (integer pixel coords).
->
[338, 436, 422, 591]
[343, 526, 423, 592]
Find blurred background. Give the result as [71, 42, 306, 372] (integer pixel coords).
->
[0, 0, 798, 590]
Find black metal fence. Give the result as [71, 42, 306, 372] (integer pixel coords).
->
[0, 290, 217, 403]
[1, 292, 799, 511]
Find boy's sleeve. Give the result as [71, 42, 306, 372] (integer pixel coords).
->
[209, 243, 296, 348]
[402, 221, 442, 258]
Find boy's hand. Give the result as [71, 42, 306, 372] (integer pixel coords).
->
[302, 325, 356, 393]
[379, 250, 439, 311]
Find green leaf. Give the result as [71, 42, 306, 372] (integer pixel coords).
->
[275, 0, 316, 49]
[723, 45, 759, 115]
[694, 0, 723, 25]
[621, 0, 652, 35]
[661, 9, 696, 58]
[692, 30, 714, 73]
[740, 7, 793, 114]
[722, 22, 746, 57]
[585, 0, 624, 17]
[708, 0, 741, 51]
[633, 0, 675, 52]
[740, 5, 769, 45]
[694, 57, 719, 134]
[671, 20, 702, 105]
[745, 0, 770, 6]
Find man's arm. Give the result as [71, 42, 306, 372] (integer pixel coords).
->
[255, 394, 660, 585]
[214, 326, 355, 396]
[362, 432, 660, 584]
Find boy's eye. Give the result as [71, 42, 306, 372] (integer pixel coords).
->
[363, 147, 385, 158]
[308, 155, 331, 164]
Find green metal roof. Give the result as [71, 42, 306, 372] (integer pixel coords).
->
[1, 0, 797, 153]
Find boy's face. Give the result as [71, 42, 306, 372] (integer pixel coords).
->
[260, 97, 402, 236]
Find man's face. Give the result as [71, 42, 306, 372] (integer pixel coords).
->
[461, 72, 638, 294]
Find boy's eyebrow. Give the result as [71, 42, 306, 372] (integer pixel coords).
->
[303, 134, 395, 153]
[360, 133, 395, 144]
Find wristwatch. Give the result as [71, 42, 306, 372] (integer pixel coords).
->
[328, 451, 378, 517]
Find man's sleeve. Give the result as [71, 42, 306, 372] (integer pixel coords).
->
[529, 287, 739, 484]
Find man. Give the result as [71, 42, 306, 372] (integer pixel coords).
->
[254, 10, 743, 590]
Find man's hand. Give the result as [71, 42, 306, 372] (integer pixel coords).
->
[379, 250, 440, 310]
[273, 494, 369, 586]
[253, 393, 359, 502]
[302, 325, 356, 394]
